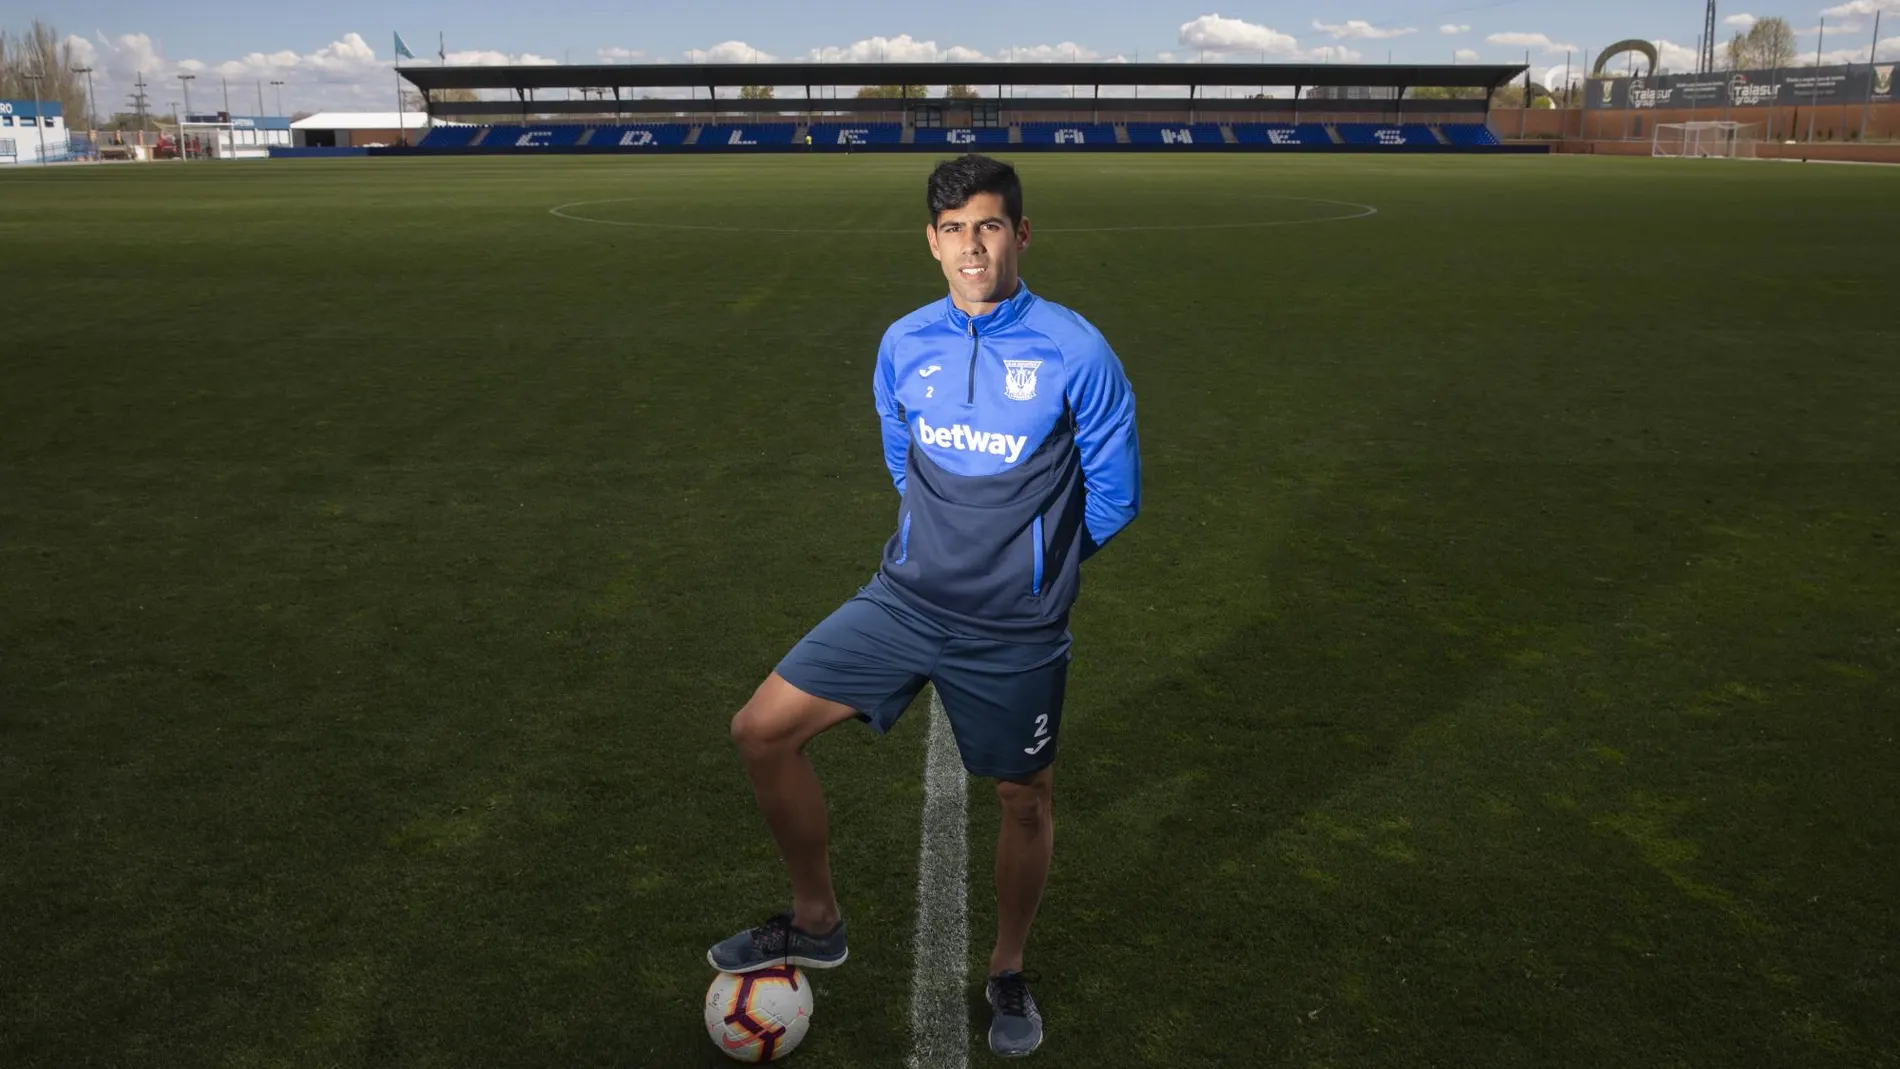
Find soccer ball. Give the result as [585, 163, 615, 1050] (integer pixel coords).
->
[704, 966, 813, 1062]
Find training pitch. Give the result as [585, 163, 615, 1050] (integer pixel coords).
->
[3, 154, 1897, 1068]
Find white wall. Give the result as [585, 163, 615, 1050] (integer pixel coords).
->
[0, 113, 69, 164]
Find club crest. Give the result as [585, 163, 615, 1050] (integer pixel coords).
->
[1003, 360, 1043, 401]
[1877, 66, 1894, 96]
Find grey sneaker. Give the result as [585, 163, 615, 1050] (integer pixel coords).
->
[707, 912, 848, 974]
[986, 970, 1044, 1057]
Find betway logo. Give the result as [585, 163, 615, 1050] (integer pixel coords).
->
[916, 416, 1028, 464]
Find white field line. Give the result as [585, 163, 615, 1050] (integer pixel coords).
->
[906, 688, 970, 1069]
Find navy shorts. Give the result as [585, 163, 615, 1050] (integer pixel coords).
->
[774, 575, 1071, 781]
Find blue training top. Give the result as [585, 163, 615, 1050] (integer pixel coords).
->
[872, 280, 1141, 642]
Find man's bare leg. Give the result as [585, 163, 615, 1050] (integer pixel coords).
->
[730, 672, 861, 933]
[989, 765, 1054, 976]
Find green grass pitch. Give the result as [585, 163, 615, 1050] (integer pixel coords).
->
[3, 154, 1897, 1068]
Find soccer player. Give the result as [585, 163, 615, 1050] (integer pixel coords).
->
[708, 153, 1141, 1058]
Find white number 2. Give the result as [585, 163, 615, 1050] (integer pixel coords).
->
[1032, 714, 1049, 738]
[925, 386, 934, 398]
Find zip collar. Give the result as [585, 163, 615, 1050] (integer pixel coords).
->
[942, 280, 1036, 335]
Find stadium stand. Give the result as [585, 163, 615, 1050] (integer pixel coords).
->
[1124, 123, 1227, 147]
[392, 59, 1542, 156]
[419, 126, 476, 149]
[1230, 123, 1331, 147]
[806, 123, 904, 147]
[1018, 122, 1118, 147]
[910, 127, 1011, 147]
[1334, 123, 1438, 146]
[1439, 123, 1501, 147]
[696, 124, 801, 148]
[589, 124, 693, 148]
[478, 124, 589, 148]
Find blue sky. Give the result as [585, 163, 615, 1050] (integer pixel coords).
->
[29, 0, 1900, 114]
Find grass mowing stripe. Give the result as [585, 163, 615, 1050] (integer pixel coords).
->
[907, 689, 970, 1069]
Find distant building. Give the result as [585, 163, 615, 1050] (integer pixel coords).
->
[290, 112, 435, 148]
[0, 99, 70, 164]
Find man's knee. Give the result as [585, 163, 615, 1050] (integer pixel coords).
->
[731, 673, 854, 759]
[995, 769, 1054, 828]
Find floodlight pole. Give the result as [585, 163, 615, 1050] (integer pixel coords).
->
[75, 65, 98, 158]
[178, 73, 196, 160]
[1861, 10, 1882, 142]
[23, 71, 47, 164]
[1520, 50, 1529, 140]
[132, 72, 150, 152]
[1563, 50, 1572, 139]
[271, 80, 285, 118]
[1807, 19, 1824, 144]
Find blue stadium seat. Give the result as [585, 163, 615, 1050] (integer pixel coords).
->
[418, 126, 475, 149]
[697, 124, 799, 148]
[806, 123, 904, 147]
[479, 124, 589, 148]
[591, 124, 692, 148]
[1230, 123, 1330, 147]
[1017, 122, 1118, 146]
[1439, 123, 1501, 147]
[1334, 123, 1437, 146]
[1124, 123, 1226, 147]
[911, 128, 1010, 146]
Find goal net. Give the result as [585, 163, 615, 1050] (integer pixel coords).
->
[1652, 121, 1761, 159]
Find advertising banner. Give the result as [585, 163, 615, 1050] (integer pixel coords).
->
[1587, 64, 1883, 110]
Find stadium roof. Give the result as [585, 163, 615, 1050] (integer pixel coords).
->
[399, 60, 1526, 96]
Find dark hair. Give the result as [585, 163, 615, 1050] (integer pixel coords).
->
[927, 154, 1023, 227]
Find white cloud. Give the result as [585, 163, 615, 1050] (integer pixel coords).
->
[991, 41, 1110, 63]
[446, 49, 559, 66]
[1312, 20, 1417, 40]
[683, 40, 777, 64]
[804, 34, 952, 62]
[64, 33, 100, 68]
[1652, 38, 1703, 71]
[74, 30, 570, 115]
[1798, 21, 1862, 34]
[597, 47, 646, 62]
[1821, 0, 1900, 16]
[1441, 24, 1472, 35]
[1724, 13, 1758, 28]
[1308, 45, 1365, 63]
[1540, 63, 1586, 90]
[1807, 35, 1900, 63]
[1454, 48, 1481, 62]
[1485, 32, 1580, 54]
[1177, 14, 1301, 55]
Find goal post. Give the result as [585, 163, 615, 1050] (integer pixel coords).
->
[1652, 120, 1761, 159]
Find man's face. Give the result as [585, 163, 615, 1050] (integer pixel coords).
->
[926, 192, 1030, 313]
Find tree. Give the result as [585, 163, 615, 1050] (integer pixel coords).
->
[738, 85, 775, 99]
[1727, 17, 1797, 71]
[1406, 86, 1486, 101]
[0, 20, 89, 126]
[1489, 84, 1553, 109]
[401, 86, 479, 112]
[103, 110, 157, 132]
[855, 84, 930, 99]
[946, 84, 979, 99]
